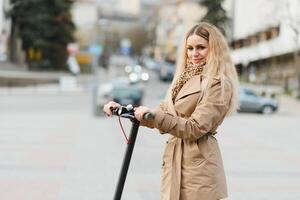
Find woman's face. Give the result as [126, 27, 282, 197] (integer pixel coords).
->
[186, 34, 209, 65]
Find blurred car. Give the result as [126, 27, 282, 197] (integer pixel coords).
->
[98, 77, 144, 107]
[159, 61, 175, 82]
[238, 87, 278, 114]
[112, 86, 143, 106]
[109, 55, 135, 68]
[141, 57, 161, 71]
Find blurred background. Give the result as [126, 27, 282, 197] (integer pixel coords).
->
[0, 0, 300, 199]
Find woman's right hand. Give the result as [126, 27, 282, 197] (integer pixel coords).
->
[103, 101, 121, 117]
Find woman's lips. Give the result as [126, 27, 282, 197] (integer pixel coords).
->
[192, 59, 201, 63]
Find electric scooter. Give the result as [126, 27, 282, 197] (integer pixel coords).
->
[111, 104, 153, 200]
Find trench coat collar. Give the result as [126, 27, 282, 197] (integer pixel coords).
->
[175, 74, 201, 102]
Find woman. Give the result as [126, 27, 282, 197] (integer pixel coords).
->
[104, 22, 239, 200]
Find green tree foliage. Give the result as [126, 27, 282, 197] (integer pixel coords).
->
[199, 0, 229, 37]
[9, 0, 75, 70]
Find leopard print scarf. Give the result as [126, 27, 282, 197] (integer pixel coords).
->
[171, 61, 205, 103]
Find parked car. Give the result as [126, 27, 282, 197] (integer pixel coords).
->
[98, 77, 144, 107]
[112, 86, 143, 106]
[238, 87, 278, 114]
[141, 56, 161, 71]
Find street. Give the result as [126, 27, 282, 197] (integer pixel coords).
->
[0, 68, 300, 200]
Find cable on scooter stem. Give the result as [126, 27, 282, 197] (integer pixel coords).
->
[118, 117, 129, 144]
[111, 104, 134, 144]
[111, 104, 154, 144]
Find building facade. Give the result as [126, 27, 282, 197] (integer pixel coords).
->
[154, 0, 205, 63]
[73, 0, 142, 53]
[230, 0, 300, 92]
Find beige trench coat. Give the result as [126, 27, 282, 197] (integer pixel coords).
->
[141, 74, 232, 200]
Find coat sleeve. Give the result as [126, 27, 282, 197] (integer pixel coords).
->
[149, 79, 232, 140]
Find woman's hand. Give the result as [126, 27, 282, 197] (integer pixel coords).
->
[103, 101, 121, 117]
[134, 106, 155, 121]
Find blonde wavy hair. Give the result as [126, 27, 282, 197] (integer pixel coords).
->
[166, 22, 239, 114]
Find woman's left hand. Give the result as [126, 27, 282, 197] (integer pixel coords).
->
[134, 106, 154, 121]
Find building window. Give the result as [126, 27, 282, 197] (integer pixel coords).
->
[259, 32, 267, 41]
[231, 26, 280, 50]
[249, 35, 258, 45]
[270, 27, 280, 39]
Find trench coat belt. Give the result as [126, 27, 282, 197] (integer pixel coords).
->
[169, 138, 183, 200]
[167, 131, 217, 200]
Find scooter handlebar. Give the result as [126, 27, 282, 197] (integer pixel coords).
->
[111, 104, 154, 121]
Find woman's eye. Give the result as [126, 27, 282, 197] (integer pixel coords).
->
[187, 47, 193, 50]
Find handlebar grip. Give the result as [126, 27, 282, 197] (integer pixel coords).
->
[143, 112, 154, 121]
[111, 106, 124, 116]
[111, 107, 119, 116]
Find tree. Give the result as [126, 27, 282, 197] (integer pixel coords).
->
[199, 0, 230, 37]
[126, 26, 152, 56]
[9, 0, 75, 70]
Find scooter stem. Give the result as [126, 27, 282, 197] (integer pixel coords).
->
[113, 119, 140, 200]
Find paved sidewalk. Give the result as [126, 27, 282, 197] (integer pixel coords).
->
[0, 61, 93, 87]
[1, 66, 300, 199]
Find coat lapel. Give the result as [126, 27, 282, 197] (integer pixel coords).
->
[175, 75, 201, 102]
[166, 93, 177, 116]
